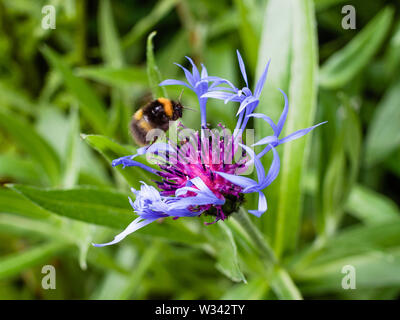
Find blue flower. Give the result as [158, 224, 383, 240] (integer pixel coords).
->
[93, 51, 326, 247]
[159, 56, 220, 128]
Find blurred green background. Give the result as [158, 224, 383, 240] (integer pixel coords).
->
[0, 0, 400, 300]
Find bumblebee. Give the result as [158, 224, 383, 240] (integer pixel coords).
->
[130, 97, 183, 146]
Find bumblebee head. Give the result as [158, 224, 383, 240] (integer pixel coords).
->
[172, 101, 183, 120]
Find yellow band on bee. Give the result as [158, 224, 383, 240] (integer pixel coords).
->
[133, 109, 143, 120]
[158, 97, 173, 118]
[139, 119, 153, 131]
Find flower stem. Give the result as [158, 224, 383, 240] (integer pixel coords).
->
[234, 207, 277, 265]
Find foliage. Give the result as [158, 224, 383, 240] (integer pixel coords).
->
[0, 0, 399, 300]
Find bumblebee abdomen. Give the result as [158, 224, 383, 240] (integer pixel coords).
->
[130, 117, 153, 146]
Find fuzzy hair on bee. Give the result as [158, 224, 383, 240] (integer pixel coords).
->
[130, 97, 184, 146]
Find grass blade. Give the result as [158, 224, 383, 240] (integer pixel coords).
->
[81, 134, 153, 188]
[63, 107, 80, 188]
[0, 242, 69, 281]
[319, 7, 394, 89]
[122, 0, 178, 49]
[98, 0, 124, 67]
[41, 47, 108, 134]
[0, 110, 61, 186]
[76, 66, 147, 88]
[147, 31, 168, 99]
[365, 79, 400, 166]
[274, 0, 318, 257]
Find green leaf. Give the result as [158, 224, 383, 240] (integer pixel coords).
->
[0, 82, 35, 115]
[0, 213, 71, 242]
[316, 94, 361, 236]
[294, 247, 400, 294]
[9, 184, 134, 229]
[81, 134, 153, 188]
[0, 188, 52, 219]
[365, 79, 400, 166]
[122, 0, 178, 49]
[91, 245, 137, 299]
[35, 106, 70, 159]
[346, 185, 400, 225]
[273, 0, 318, 257]
[255, 0, 292, 238]
[98, 0, 124, 67]
[234, 0, 260, 71]
[86, 248, 130, 275]
[8, 184, 205, 245]
[206, 223, 246, 283]
[0, 153, 42, 185]
[271, 267, 303, 300]
[76, 66, 147, 88]
[157, 30, 189, 77]
[41, 47, 108, 134]
[146, 31, 168, 99]
[314, 0, 349, 11]
[0, 242, 69, 280]
[304, 171, 400, 225]
[114, 242, 162, 299]
[221, 277, 269, 299]
[304, 220, 400, 267]
[63, 107, 80, 188]
[0, 110, 61, 186]
[256, 0, 292, 128]
[319, 7, 394, 89]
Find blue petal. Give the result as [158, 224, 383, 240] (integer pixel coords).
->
[112, 156, 159, 175]
[252, 135, 279, 147]
[236, 96, 257, 116]
[208, 78, 238, 91]
[258, 145, 280, 190]
[174, 63, 195, 87]
[215, 171, 258, 189]
[202, 91, 237, 100]
[201, 64, 208, 78]
[239, 143, 265, 182]
[248, 192, 267, 217]
[159, 79, 192, 90]
[185, 56, 200, 82]
[247, 113, 278, 134]
[254, 59, 271, 97]
[92, 217, 157, 247]
[224, 93, 243, 104]
[171, 195, 223, 211]
[236, 50, 248, 87]
[279, 121, 327, 144]
[208, 85, 237, 93]
[276, 89, 289, 136]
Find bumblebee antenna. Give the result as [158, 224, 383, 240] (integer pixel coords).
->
[183, 106, 197, 112]
[178, 89, 184, 102]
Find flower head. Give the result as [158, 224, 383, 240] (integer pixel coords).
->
[93, 51, 325, 247]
